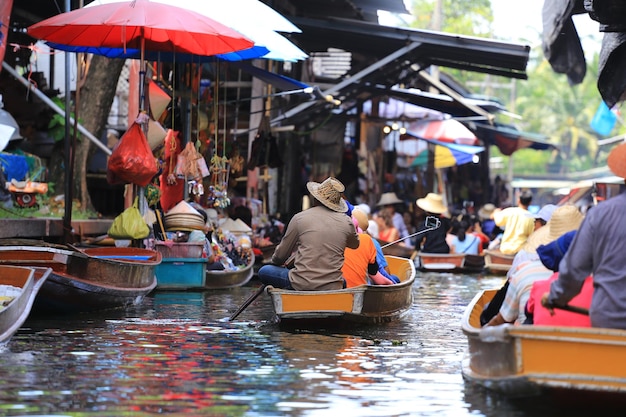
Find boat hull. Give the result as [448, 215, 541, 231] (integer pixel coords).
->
[484, 250, 514, 274]
[462, 289, 626, 402]
[267, 255, 415, 326]
[205, 254, 254, 289]
[0, 245, 158, 314]
[0, 265, 50, 344]
[417, 252, 485, 273]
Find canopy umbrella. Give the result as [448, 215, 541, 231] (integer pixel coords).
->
[397, 132, 484, 169]
[53, 0, 308, 63]
[407, 118, 478, 145]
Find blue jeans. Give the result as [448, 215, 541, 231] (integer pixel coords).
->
[258, 265, 293, 289]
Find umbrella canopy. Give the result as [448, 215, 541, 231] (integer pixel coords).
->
[407, 118, 478, 145]
[27, 0, 254, 57]
[52, 0, 308, 62]
[408, 140, 484, 169]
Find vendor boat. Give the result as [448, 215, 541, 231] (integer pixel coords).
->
[462, 289, 626, 404]
[266, 255, 415, 326]
[0, 265, 51, 344]
[0, 242, 159, 313]
[484, 250, 514, 274]
[416, 252, 485, 273]
[204, 248, 255, 289]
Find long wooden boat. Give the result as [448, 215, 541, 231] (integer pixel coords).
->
[416, 252, 485, 273]
[462, 289, 626, 403]
[205, 250, 255, 289]
[484, 250, 514, 275]
[0, 245, 159, 313]
[266, 255, 415, 325]
[0, 265, 51, 344]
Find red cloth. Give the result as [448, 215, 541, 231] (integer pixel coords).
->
[527, 273, 593, 327]
[159, 130, 184, 212]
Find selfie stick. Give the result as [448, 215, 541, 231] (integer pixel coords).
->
[380, 216, 441, 249]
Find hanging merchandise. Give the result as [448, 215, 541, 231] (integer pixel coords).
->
[159, 129, 185, 212]
[107, 197, 150, 240]
[176, 141, 209, 180]
[107, 113, 158, 187]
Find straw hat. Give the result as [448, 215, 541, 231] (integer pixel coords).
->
[478, 203, 496, 220]
[376, 192, 403, 206]
[522, 205, 583, 252]
[306, 177, 348, 212]
[608, 141, 626, 178]
[352, 209, 369, 232]
[416, 193, 447, 214]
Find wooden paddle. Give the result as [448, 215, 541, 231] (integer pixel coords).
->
[229, 284, 267, 321]
[554, 304, 589, 316]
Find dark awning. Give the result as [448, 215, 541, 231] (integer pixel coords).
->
[471, 123, 555, 156]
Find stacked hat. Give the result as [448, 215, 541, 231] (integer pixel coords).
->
[164, 200, 206, 231]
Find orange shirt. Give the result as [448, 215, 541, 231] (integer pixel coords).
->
[342, 233, 377, 288]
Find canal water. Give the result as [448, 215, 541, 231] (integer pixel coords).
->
[0, 272, 590, 416]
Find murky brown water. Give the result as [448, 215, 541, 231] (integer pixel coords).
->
[0, 272, 581, 416]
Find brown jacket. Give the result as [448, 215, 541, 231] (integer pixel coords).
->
[272, 206, 359, 290]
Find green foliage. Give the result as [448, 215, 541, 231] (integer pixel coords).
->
[47, 97, 82, 142]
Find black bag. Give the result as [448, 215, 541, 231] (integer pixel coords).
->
[479, 280, 509, 326]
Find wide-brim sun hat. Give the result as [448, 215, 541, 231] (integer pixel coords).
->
[608, 141, 626, 178]
[522, 204, 583, 252]
[416, 193, 447, 214]
[306, 177, 348, 213]
[376, 192, 403, 206]
[352, 209, 369, 232]
[478, 203, 495, 220]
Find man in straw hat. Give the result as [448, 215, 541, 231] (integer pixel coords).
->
[257, 177, 359, 291]
[376, 192, 412, 248]
[485, 204, 584, 326]
[542, 141, 626, 330]
[415, 192, 451, 253]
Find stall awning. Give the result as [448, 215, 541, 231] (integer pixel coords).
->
[472, 123, 555, 156]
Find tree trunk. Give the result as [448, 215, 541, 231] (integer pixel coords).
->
[74, 55, 126, 212]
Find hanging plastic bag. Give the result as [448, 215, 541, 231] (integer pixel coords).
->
[107, 197, 150, 240]
[107, 113, 158, 187]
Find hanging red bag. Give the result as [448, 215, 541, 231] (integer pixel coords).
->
[107, 113, 158, 187]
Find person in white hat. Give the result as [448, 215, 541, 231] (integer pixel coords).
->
[415, 193, 451, 253]
[542, 142, 626, 330]
[257, 177, 359, 291]
[376, 192, 412, 248]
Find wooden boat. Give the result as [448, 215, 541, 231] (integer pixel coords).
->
[417, 252, 485, 273]
[377, 239, 416, 259]
[461, 289, 626, 403]
[0, 265, 51, 344]
[0, 245, 159, 313]
[484, 249, 514, 274]
[205, 249, 255, 289]
[266, 255, 415, 325]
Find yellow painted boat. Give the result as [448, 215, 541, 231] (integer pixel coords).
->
[484, 250, 514, 275]
[267, 255, 415, 325]
[417, 252, 485, 273]
[462, 289, 626, 402]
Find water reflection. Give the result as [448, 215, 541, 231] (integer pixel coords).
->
[0, 272, 581, 416]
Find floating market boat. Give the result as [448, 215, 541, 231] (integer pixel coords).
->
[484, 250, 514, 274]
[0, 244, 159, 313]
[416, 252, 485, 273]
[266, 255, 415, 326]
[205, 249, 255, 289]
[461, 289, 626, 403]
[0, 265, 51, 344]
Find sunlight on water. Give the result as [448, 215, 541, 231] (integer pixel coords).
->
[0, 273, 572, 416]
